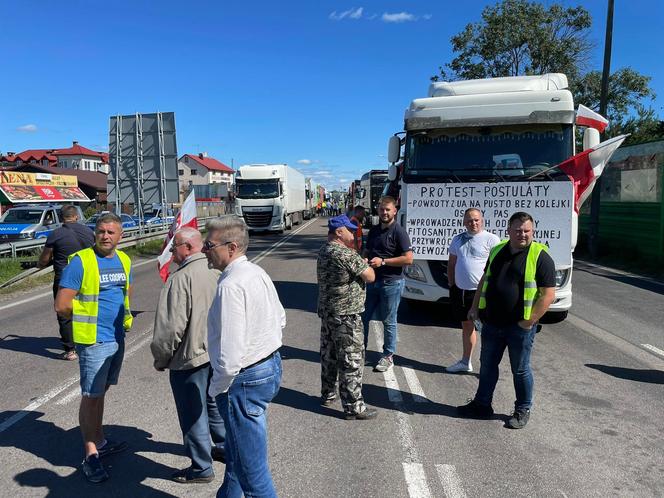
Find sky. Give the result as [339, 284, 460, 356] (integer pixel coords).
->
[1, 0, 662, 191]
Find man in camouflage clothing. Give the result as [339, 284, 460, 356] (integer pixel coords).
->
[317, 215, 378, 420]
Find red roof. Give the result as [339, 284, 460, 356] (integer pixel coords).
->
[1, 149, 57, 163]
[53, 143, 107, 159]
[182, 154, 234, 173]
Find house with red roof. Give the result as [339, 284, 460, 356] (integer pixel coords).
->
[178, 153, 234, 193]
[1, 141, 109, 174]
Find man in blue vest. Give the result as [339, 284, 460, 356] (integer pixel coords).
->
[55, 212, 132, 483]
[458, 211, 556, 429]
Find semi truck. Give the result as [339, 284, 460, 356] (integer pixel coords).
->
[388, 73, 611, 322]
[358, 169, 389, 226]
[234, 164, 307, 232]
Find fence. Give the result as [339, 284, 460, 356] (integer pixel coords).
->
[579, 139, 664, 263]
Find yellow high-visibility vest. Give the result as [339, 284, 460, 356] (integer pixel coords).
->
[68, 247, 132, 344]
[478, 240, 548, 320]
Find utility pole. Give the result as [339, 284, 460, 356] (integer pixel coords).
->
[588, 0, 615, 258]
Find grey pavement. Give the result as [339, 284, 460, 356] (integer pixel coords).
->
[0, 218, 662, 497]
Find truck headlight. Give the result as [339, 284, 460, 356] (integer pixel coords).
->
[555, 269, 569, 287]
[272, 205, 281, 217]
[235, 205, 242, 216]
[404, 264, 427, 283]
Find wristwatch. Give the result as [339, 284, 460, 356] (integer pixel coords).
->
[380, 259, 386, 266]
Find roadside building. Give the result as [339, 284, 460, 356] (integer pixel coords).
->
[1, 142, 109, 174]
[177, 153, 234, 200]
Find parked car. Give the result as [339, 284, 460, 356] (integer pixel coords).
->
[0, 204, 85, 242]
[85, 212, 139, 231]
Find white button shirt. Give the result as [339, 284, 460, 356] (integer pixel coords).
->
[207, 255, 285, 397]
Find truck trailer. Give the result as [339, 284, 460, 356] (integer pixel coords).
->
[234, 164, 307, 232]
[388, 73, 617, 322]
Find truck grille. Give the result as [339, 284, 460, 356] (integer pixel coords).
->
[242, 211, 272, 228]
[427, 260, 449, 289]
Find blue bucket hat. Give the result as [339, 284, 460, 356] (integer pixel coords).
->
[328, 214, 358, 231]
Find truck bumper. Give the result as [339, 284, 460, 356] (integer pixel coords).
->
[403, 279, 449, 302]
[244, 214, 283, 231]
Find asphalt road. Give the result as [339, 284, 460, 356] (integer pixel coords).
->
[0, 218, 663, 497]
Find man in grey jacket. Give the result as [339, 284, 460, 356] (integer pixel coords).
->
[151, 227, 226, 484]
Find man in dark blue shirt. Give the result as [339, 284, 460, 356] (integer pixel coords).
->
[38, 205, 94, 360]
[362, 196, 413, 372]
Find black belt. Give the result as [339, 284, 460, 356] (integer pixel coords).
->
[239, 351, 276, 373]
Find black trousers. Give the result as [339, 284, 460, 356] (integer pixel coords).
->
[53, 278, 74, 351]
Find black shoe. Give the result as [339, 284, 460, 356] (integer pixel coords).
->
[211, 446, 226, 463]
[506, 408, 530, 429]
[457, 399, 494, 419]
[81, 454, 109, 484]
[97, 438, 128, 459]
[345, 408, 378, 420]
[321, 394, 336, 407]
[171, 468, 215, 484]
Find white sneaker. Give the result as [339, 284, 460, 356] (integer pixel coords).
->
[446, 359, 472, 373]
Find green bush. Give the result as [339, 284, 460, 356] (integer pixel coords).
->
[84, 206, 97, 219]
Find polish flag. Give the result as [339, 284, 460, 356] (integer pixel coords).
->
[558, 135, 627, 213]
[157, 191, 198, 282]
[576, 104, 609, 133]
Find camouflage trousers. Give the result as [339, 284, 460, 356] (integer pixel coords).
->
[320, 313, 366, 415]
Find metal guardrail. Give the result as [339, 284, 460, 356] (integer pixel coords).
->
[0, 218, 217, 258]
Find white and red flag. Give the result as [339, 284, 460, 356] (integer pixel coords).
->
[557, 134, 627, 213]
[157, 190, 198, 282]
[576, 104, 609, 133]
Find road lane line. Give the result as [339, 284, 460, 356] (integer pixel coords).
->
[401, 366, 429, 403]
[403, 463, 433, 498]
[55, 333, 154, 406]
[641, 343, 664, 359]
[371, 322, 432, 497]
[251, 219, 317, 264]
[0, 328, 152, 433]
[435, 464, 467, 498]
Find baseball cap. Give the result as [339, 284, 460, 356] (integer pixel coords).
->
[328, 215, 358, 231]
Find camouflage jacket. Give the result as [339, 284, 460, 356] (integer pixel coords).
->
[317, 241, 369, 317]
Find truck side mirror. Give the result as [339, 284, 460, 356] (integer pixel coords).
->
[388, 164, 397, 181]
[388, 135, 401, 163]
[583, 128, 600, 150]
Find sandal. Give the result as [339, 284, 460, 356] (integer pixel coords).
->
[61, 350, 78, 361]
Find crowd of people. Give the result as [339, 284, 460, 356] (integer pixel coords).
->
[42, 196, 556, 493]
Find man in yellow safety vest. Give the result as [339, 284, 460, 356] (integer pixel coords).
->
[55, 212, 132, 483]
[458, 211, 556, 430]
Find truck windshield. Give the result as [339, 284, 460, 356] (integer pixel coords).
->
[236, 180, 279, 199]
[405, 124, 573, 181]
[1, 210, 44, 224]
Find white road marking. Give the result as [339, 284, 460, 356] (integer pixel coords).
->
[403, 463, 433, 498]
[251, 218, 317, 264]
[436, 464, 468, 498]
[641, 343, 664, 359]
[401, 366, 429, 403]
[371, 322, 432, 497]
[55, 333, 154, 406]
[0, 327, 152, 432]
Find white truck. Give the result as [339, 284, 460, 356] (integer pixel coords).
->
[388, 73, 606, 322]
[234, 164, 307, 232]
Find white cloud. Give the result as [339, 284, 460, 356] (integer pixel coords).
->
[297, 159, 313, 165]
[17, 124, 38, 133]
[329, 7, 363, 21]
[381, 12, 417, 23]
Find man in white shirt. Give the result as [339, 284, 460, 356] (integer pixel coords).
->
[446, 208, 500, 373]
[204, 216, 284, 498]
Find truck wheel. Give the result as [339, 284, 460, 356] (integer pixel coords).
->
[294, 212, 300, 225]
[285, 215, 292, 230]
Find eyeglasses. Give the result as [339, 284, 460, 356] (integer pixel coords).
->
[203, 240, 232, 251]
[169, 241, 188, 252]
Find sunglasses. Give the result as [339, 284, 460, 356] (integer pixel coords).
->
[203, 240, 233, 251]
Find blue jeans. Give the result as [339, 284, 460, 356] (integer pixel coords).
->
[475, 322, 537, 410]
[363, 279, 405, 356]
[76, 340, 125, 398]
[169, 363, 226, 477]
[215, 352, 282, 498]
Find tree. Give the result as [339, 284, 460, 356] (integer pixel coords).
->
[433, 0, 592, 83]
[433, 0, 663, 144]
